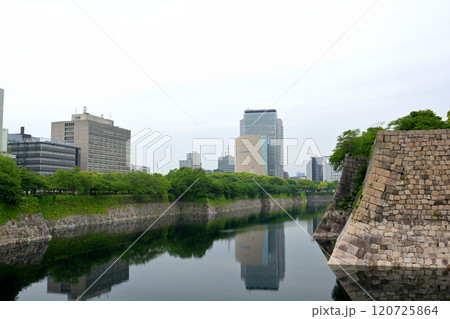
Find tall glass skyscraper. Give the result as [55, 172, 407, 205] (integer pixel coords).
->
[240, 109, 284, 177]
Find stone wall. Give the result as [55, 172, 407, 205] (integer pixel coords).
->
[329, 129, 449, 269]
[306, 194, 334, 207]
[0, 196, 301, 243]
[313, 155, 368, 240]
[0, 213, 51, 247]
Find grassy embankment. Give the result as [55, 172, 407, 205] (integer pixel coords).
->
[0, 195, 134, 225]
[0, 192, 306, 226]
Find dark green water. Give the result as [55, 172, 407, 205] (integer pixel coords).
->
[0, 204, 447, 301]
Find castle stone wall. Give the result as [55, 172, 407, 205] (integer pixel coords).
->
[329, 129, 449, 269]
[313, 155, 368, 240]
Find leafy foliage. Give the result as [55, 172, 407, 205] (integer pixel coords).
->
[388, 109, 449, 131]
[329, 127, 383, 171]
[0, 155, 22, 204]
[20, 168, 47, 195]
[0, 154, 338, 223]
[330, 109, 448, 172]
[167, 168, 297, 202]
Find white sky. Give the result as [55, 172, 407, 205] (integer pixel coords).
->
[1, 0, 449, 175]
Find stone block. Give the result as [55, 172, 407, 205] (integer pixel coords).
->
[347, 244, 359, 256]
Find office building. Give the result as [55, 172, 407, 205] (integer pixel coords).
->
[290, 172, 307, 182]
[1, 128, 7, 153]
[217, 154, 235, 173]
[323, 156, 342, 182]
[306, 157, 324, 182]
[51, 109, 130, 173]
[8, 127, 80, 176]
[0, 88, 5, 153]
[179, 151, 201, 169]
[306, 156, 341, 182]
[239, 109, 284, 177]
[235, 135, 267, 175]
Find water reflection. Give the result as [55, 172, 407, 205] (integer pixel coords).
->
[47, 259, 129, 301]
[331, 266, 450, 301]
[0, 203, 446, 301]
[235, 226, 285, 290]
[306, 217, 321, 238]
[0, 241, 50, 266]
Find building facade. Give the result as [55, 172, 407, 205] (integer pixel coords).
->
[51, 111, 130, 173]
[306, 157, 324, 182]
[179, 151, 201, 169]
[322, 156, 342, 182]
[217, 155, 235, 173]
[0, 88, 4, 152]
[1, 128, 7, 153]
[239, 109, 283, 177]
[8, 127, 80, 176]
[235, 135, 267, 175]
[306, 156, 342, 182]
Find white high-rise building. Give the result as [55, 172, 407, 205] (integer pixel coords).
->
[0, 88, 4, 152]
[323, 156, 342, 182]
[306, 156, 341, 182]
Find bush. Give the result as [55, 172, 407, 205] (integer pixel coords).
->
[0, 155, 22, 205]
[388, 109, 448, 131]
[329, 127, 383, 171]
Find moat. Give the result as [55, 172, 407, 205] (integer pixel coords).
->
[0, 204, 448, 301]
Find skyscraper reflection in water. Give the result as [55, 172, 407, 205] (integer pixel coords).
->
[306, 217, 322, 241]
[235, 226, 285, 290]
[47, 259, 129, 301]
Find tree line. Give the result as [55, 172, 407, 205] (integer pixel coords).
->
[0, 157, 337, 206]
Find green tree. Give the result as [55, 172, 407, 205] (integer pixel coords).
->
[388, 109, 448, 130]
[51, 169, 71, 193]
[19, 168, 46, 195]
[327, 180, 339, 191]
[329, 127, 383, 171]
[167, 168, 213, 201]
[51, 167, 87, 194]
[329, 129, 360, 171]
[0, 156, 22, 205]
[317, 181, 329, 192]
[124, 171, 170, 202]
[296, 179, 315, 192]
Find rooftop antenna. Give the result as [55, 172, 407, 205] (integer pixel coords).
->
[83, 106, 87, 114]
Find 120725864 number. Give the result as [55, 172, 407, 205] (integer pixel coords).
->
[372, 306, 438, 316]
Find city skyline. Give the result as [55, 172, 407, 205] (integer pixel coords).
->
[1, 1, 449, 176]
[2, 94, 336, 177]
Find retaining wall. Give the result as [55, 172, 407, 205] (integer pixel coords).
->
[0, 196, 300, 244]
[329, 129, 449, 269]
[0, 213, 51, 247]
[313, 155, 368, 240]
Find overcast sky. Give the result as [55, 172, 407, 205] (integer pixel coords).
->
[1, 0, 449, 175]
